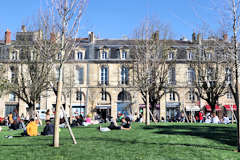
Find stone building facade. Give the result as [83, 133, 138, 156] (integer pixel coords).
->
[0, 28, 237, 121]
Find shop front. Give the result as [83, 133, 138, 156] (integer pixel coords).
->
[166, 102, 181, 122]
[96, 105, 111, 122]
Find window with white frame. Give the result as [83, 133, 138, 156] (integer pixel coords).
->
[101, 66, 108, 85]
[57, 53, 62, 60]
[101, 51, 107, 59]
[101, 89, 107, 101]
[168, 52, 174, 60]
[225, 68, 232, 84]
[189, 91, 195, 101]
[168, 67, 176, 84]
[12, 51, 17, 60]
[121, 51, 127, 59]
[9, 93, 16, 101]
[227, 90, 232, 99]
[188, 52, 193, 60]
[187, 67, 195, 83]
[77, 52, 83, 60]
[208, 52, 212, 60]
[10, 66, 16, 83]
[207, 67, 214, 81]
[76, 91, 82, 101]
[76, 67, 84, 84]
[169, 92, 176, 101]
[121, 66, 129, 84]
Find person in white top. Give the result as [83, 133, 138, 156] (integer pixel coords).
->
[222, 114, 230, 124]
[212, 113, 220, 124]
[205, 116, 211, 123]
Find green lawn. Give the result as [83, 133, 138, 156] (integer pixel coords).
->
[0, 123, 239, 160]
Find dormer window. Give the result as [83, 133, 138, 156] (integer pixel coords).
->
[101, 51, 107, 59]
[208, 52, 212, 60]
[77, 52, 83, 60]
[188, 52, 193, 60]
[121, 51, 127, 59]
[12, 51, 17, 60]
[168, 52, 174, 60]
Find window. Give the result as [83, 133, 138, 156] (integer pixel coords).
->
[122, 51, 127, 59]
[10, 67, 16, 83]
[168, 67, 176, 84]
[187, 68, 195, 83]
[57, 53, 62, 60]
[169, 92, 175, 101]
[76, 67, 84, 84]
[121, 66, 129, 84]
[76, 91, 82, 101]
[56, 67, 60, 80]
[189, 92, 195, 101]
[225, 68, 232, 84]
[12, 51, 17, 60]
[208, 52, 212, 60]
[227, 90, 232, 99]
[168, 52, 174, 60]
[101, 51, 107, 59]
[101, 90, 107, 101]
[77, 52, 83, 60]
[9, 93, 16, 101]
[207, 68, 214, 81]
[188, 52, 193, 60]
[101, 66, 108, 85]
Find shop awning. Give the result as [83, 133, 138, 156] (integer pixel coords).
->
[96, 105, 111, 109]
[186, 106, 200, 111]
[205, 105, 221, 111]
[224, 105, 237, 111]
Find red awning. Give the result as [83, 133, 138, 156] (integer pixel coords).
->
[205, 105, 221, 111]
[224, 105, 237, 111]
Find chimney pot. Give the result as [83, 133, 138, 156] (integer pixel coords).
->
[21, 25, 26, 32]
[192, 32, 196, 42]
[223, 34, 228, 41]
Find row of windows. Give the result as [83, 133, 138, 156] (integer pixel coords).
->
[168, 67, 232, 84]
[168, 51, 216, 60]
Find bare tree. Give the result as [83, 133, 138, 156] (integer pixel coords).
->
[39, 0, 88, 147]
[133, 18, 172, 125]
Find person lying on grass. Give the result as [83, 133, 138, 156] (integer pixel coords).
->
[99, 117, 131, 132]
[121, 117, 131, 130]
[21, 118, 38, 136]
[41, 120, 54, 136]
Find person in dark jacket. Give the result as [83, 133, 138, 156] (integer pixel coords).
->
[41, 120, 54, 136]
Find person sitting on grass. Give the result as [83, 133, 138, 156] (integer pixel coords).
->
[21, 118, 38, 136]
[121, 117, 131, 130]
[108, 117, 121, 130]
[41, 120, 54, 136]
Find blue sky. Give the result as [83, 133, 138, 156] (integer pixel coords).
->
[0, 0, 219, 40]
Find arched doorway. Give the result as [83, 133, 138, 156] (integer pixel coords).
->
[117, 90, 132, 117]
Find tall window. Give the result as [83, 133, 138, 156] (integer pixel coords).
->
[56, 67, 60, 80]
[207, 52, 212, 60]
[189, 91, 195, 101]
[227, 90, 232, 99]
[168, 52, 174, 60]
[9, 93, 16, 101]
[101, 90, 107, 101]
[207, 68, 214, 81]
[76, 91, 82, 101]
[121, 66, 129, 84]
[76, 67, 84, 84]
[101, 51, 107, 59]
[168, 67, 176, 84]
[10, 67, 16, 83]
[169, 92, 176, 101]
[122, 51, 127, 59]
[12, 51, 17, 60]
[101, 66, 108, 85]
[187, 68, 195, 83]
[77, 52, 83, 60]
[188, 52, 193, 60]
[57, 53, 62, 60]
[225, 68, 232, 84]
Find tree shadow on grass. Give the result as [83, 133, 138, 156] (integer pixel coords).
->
[78, 136, 234, 151]
[142, 124, 236, 147]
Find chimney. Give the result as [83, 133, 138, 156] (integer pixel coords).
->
[50, 33, 56, 42]
[192, 32, 196, 42]
[152, 31, 159, 41]
[21, 25, 26, 32]
[88, 32, 95, 43]
[223, 33, 228, 41]
[5, 29, 11, 45]
[197, 33, 202, 44]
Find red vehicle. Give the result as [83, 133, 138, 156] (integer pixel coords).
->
[0, 117, 4, 125]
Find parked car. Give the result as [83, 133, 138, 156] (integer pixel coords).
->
[36, 109, 54, 120]
[0, 117, 5, 125]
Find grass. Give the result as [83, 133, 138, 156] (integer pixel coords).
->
[0, 123, 239, 160]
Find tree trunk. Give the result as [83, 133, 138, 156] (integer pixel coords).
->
[145, 90, 150, 125]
